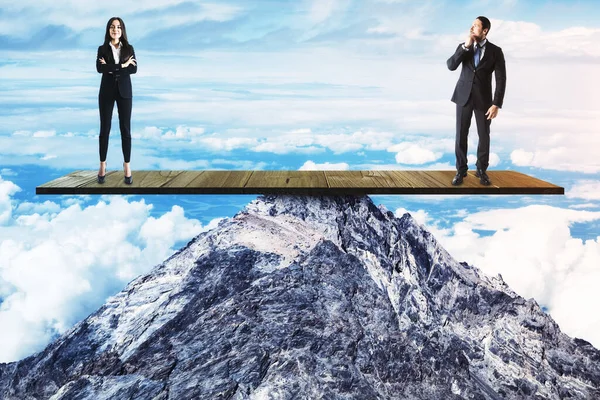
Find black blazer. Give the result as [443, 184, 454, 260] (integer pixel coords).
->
[447, 41, 506, 111]
[96, 44, 137, 98]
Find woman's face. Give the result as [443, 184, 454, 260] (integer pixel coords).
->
[109, 19, 122, 42]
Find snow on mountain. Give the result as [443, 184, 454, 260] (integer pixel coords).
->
[0, 195, 598, 399]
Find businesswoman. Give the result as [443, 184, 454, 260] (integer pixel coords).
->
[96, 17, 137, 184]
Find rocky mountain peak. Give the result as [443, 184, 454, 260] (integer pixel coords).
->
[0, 195, 598, 399]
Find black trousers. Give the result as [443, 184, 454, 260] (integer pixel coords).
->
[455, 96, 491, 174]
[99, 82, 132, 163]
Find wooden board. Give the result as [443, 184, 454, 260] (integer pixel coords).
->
[36, 170, 564, 195]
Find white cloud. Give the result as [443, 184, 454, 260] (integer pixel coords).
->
[308, 0, 349, 24]
[14, 201, 61, 215]
[210, 159, 270, 170]
[164, 126, 206, 140]
[199, 3, 243, 22]
[152, 158, 211, 170]
[133, 126, 206, 140]
[316, 130, 396, 153]
[133, 126, 164, 140]
[0, 176, 21, 225]
[510, 148, 534, 165]
[431, 19, 600, 62]
[0, 132, 274, 173]
[360, 1, 438, 40]
[500, 0, 518, 7]
[0, 1, 243, 37]
[259, 129, 365, 154]
[198, 136, 259, 152]
[316, 137, 363, 153]
[389, 142, 443, 164]
[0, 134, 248, 171]
[566, 180, 600, 201]
[467, 152, 500, 168]
[61, 196, 92, 207]
[492, 20, 600, 59]
[489, 152, 500, 167]
[0, 169, 17, 177]
[357, 162, 455, 171]
[0, 178, 221, 363]
[32, 130, 55, 138]
[395, 207, 431, 226]
[299, 160, 349, 170]
[569, 203, 599, 209]
[511, 147, 600, 173]
[252, 142, 311, 154]
[417, 205, 600, 348]
[135, 128, 395, 156]
[455, 209, 468, 218]
[418, 162, 455, 170]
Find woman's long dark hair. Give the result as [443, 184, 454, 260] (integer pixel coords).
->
[103, 17, 133, 61]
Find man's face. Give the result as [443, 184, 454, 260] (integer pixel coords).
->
[470, 19, 487, 40]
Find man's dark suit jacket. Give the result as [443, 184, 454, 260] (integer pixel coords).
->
[96, 44, 137, 98]
[447, 41, 506, 111]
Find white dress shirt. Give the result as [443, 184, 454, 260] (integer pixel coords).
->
[462, 38, 487, 62]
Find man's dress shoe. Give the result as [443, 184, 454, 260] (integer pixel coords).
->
[475, 169, 491, 186]
[452, 171, 467, 186]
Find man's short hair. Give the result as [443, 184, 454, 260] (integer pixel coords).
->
[477, 16, 491, 34]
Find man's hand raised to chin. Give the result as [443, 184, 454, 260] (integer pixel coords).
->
[465, 32, 476, 47]
[486, 105, 499, 120]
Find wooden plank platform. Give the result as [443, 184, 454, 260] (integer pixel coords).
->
[36, 170, 564, 195]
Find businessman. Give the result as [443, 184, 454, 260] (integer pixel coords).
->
[447, 16, 506, 186]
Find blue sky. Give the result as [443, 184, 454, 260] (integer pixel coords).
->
[1, 0, 600, 362]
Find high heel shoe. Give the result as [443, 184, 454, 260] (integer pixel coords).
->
[124, 162, 133, 185]
[98, 164, 106, 184]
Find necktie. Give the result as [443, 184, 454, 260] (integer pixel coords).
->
[474, 44, 481, 67]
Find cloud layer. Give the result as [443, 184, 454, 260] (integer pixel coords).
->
[2, 4, 599, 173]
[0, 176, 221, 362]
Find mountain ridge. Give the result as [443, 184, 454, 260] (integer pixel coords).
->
[1, 195, 598, 399]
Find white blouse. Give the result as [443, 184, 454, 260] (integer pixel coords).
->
[109, 41, 122, 64]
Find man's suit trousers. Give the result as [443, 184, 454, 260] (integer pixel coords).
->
[455, 96, 491, 174]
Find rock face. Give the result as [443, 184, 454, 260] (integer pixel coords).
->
[0, 195, 599, 399]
